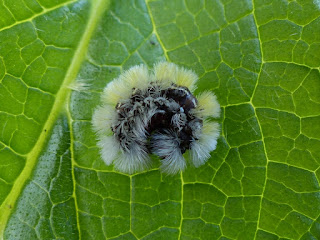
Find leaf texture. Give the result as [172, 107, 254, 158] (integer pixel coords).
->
[0, 0, 320, 239]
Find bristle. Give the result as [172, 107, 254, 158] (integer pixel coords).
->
[171, 112, 187, 130]
[101, 65, 150, 106]
[190, 121, 220, 167]
[151, 131, 186, 174]
[190, 141, 211, 167]
[97, 135, 120, 165]
[68, 79, 91, 92]
[92, 104, 117, 136]
[192, 91, 220, 118]
[101, 78, 133, 105]
[114, 144, 150, 174]
[120, 64, 150, 91]
[176, 67, 198, 92]
[153, 62, 178, 88]
[132, 116, 148, 139]
[160, 150, 186, 174]
[202, 121, 220, 148]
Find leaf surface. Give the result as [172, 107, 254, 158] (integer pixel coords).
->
[0, 0, 320, 239]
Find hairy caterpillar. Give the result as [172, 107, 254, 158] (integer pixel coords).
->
[92, 62, 220, 174]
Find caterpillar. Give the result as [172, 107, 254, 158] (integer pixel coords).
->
[92, 62, 220, 174]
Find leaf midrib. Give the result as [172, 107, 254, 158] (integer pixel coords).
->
[0, 0, 110, 237]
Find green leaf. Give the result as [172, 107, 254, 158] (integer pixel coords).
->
[1, 0, 320, 239]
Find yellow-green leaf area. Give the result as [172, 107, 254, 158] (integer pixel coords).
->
[1, 0, 320, 239]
